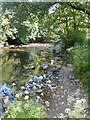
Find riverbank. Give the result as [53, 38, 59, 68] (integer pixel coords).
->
[0, 43, 54, 52]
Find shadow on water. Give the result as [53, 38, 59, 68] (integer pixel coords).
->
[2, 47, 53, 86]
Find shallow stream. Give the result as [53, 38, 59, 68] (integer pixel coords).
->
[0, 45, 88, 118]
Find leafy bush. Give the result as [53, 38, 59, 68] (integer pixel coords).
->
[68, 43, 89, 90]
[4, 99, 46, 118]
[60, 30, 87, 48]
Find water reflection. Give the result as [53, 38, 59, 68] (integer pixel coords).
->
[2, 47, 53, 86]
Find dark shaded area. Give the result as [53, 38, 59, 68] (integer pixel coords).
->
[6, 37, 24, 46]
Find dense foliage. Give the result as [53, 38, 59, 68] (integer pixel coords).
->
[0, 2, 89, 46]
[68, 42, 89, 90]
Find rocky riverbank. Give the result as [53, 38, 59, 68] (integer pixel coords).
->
[0, 45, 89, 118]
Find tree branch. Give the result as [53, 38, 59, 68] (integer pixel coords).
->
[67, 3, 90, 15]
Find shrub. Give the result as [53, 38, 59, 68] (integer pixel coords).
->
[4, 99, 46, 118]
[60, 30, 87, 49]
[68, 43, 89, 90]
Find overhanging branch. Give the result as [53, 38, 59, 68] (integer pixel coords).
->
[67, 3, 90, 15]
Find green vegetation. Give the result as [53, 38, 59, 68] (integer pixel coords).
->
[68, 42, 89, 89]
[0, 1, 90, 118]
[65, 99, 89, 118]
[4, 99, 46, 118]
[0, 2, 90, 46]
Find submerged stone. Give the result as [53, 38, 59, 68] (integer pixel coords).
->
[36, 89, 43, 93]
[67, 96, 75, 103]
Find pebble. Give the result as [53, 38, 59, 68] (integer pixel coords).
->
[56, 104, 57, 107]
[61, 86, 63, 89]
[42, 64, 48, 69]
[56, 65, 62, 68]
[12, 83, 16, 86]
[53, 116, 56, 118]
[43, 74, 46, 78]
[61, 102, 64, 105]
[4, 97, 9, 105]
[27, 84, 33, 88]
[41, 92, 44, 96]
[28, 79, 33, 83]
[36, 89, 43, 93]
[74, 79, 79, 82]
[37, 96, 40, 99]
[33, 86, 37, 90]
[56, 77, 58, 79]
[47, 84, 53, 90]
[42, 111, 46, 115]
[59, 113, 64, 118]
[64, 90, 67, 92]
[46, 80, 51, 84]
[61, 95, 64, 98]
[67, 96, 75, 103]
[51, 60, 54, 65]
[45, 101, 50, 107]
[33, 82, 36, 86]
[47, 108, 50, 111]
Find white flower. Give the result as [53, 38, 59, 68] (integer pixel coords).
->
[24, 103, 29, 109]
[65, 108, 71, 113]
[21, 86, 25, 90]
[24, 95, 29, 100]
[76, 100, 82, 104]
[25, 90, 29, 95]
[16, 106, 21, 112]
[36, 107, 40, 111]
[5, 111, 8, 113]
[16, 93, 20, 99]
[81, 99, 86, 103]
[59, 113, 65, 118]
